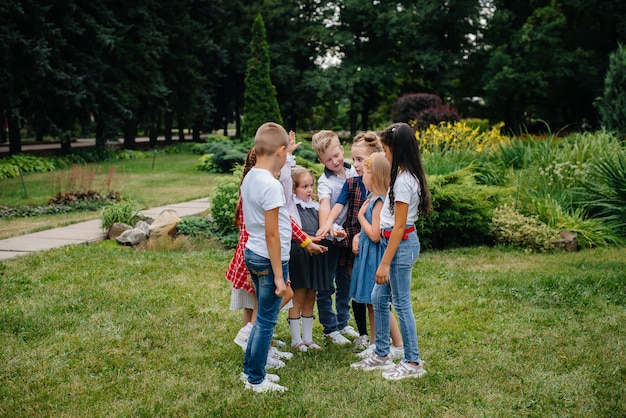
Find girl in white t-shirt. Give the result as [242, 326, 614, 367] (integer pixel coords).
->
[350, 122, 432, 381]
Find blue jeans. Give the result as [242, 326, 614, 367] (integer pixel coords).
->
[243, 249, 289, 384]
[371, 231, 421, 363]
[317, 246, 352, 334]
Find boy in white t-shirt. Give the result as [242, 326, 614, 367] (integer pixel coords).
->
[240, 122, 291, 393]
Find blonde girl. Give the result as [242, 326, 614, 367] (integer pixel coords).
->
[349, 152, 403, 360]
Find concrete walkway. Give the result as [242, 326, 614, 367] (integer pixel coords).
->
[0, 198, 211, 261]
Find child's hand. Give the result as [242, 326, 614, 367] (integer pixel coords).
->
[352, 232, 360, 255]
[375, 263, 390, 284]
[316, 222, 332, 237]
[305, 241, 328, 255]
[332, 224, 346, 241]
[275, 278, 288, 297]
[287, 131, 301, 154]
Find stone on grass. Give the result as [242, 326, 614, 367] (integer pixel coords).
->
[116, 221, 151, 246]
[108, 222, 132, 240]
[149, 209, 181, 240]
[552, 230, 578, 252]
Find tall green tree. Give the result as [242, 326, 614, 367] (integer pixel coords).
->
[242, 13, 282, 139]
[598, 43, 626, 138]
[330, 0, 481, 133]
[476, 0, 626, 134]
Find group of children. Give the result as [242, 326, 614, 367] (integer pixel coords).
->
[225, 121, 432, 392]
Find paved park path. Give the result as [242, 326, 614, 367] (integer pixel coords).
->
[0, 198, 211, 260]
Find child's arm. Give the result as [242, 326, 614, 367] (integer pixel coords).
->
[290, 216, 327, 254]
[265, 207, 288, 297]
[375, 201, 409, 285]
[317, 197, 332, 230]
[358, 199, 383, 242]
[316, 201, 344, 237]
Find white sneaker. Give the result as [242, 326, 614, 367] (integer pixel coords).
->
[244, 376, 288, 393]
[325, 331, 351, 345]
[234, 327, 250, 351]
[356, 344, 375, 358]
[353, 334, 370, 350]
[350, 352, 394, 370]
[265, 354, 285, 370]
[339, 325, 359, 339]
[382, 360, 426, 380]
[305, 341, 322, 350]
[240, 372, 279, 383]
[390, 346, 405, 360]
[269, 346, 293, 360]
[292, 342, 308, 352]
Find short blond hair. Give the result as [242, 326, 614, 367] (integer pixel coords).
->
[311, 130, 341, 157]
[364, 152, 390, 197]
[254, 122, 289, 157]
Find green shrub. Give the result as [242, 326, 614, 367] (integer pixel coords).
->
[195, 154, 217, 172]
[100, 200, 141, 230]
[534, 197, 623, 248]
[209, 174, 240, 247]
[193, 141, 248, 173]
[417, 169, 502, 249]
[116, 149, 149, 160]
[491, 204, 559, 252]
[294, 156, 323, 179]
[573, 150, 626, 238]
[69, 146, 117, 162]
[2, 154, 56, 173]
[0, 162, 20, 179]
[176, 216, 213, 238]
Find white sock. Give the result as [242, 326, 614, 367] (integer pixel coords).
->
[302, 316, 314, 343]
[288, 317, 302, 345]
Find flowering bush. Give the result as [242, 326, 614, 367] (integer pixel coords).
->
[417, 121, 507, 154]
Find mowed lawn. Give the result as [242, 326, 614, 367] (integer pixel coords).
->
[1, 240, 624, 417]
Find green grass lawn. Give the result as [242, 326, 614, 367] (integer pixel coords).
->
[1, 241, 624, 417]
[0, 153, 221, 239]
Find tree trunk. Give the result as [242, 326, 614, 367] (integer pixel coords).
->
[349, 107, 358, 137]
[361, 108, 369, 132]
[123, 119, 137, 150]
[192, 122, 201, 142]
[149, 124, 158, 148]
[94, 114, 113, 149]
[164, 112, 173, 144]
[177, 115, 185, 142]
[8, 110, 22, 154]
[60, 131, 72, 154]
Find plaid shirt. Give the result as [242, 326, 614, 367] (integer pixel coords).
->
[225, 197, 308, 293]
[338, 176, 367, 267]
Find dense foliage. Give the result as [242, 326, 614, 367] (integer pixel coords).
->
[2, 1, 625, 153]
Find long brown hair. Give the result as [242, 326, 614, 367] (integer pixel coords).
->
[380, 123, 432, 216]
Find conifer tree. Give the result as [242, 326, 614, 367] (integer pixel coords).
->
[598, 43, 626, 138]
[242, 13, 282, 139]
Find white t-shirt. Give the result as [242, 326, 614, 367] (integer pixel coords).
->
[380, 170, 420, 229]
[241, 168, 292, 260]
